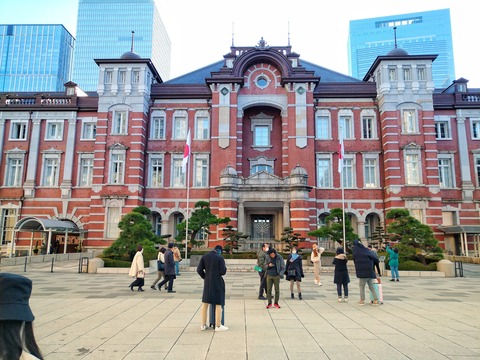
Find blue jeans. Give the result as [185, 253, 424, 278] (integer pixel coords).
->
[390, 266, 399, 279]
[336, 283, 348, 297]
[175, 261, 180, 275]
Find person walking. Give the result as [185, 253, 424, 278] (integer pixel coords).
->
[128, 245, 145, 291]
[310, 244, 325, 285]
[285, 246, 304, 300]
[150, 247, 166, 290]
[157, 243, 176, 292]
[265, 248, 285, 309]
[197, 245, 228, 332]
[173, 245, 182, 276]
[0, 273, 44, 360]
[256, 243, 269, 300]
[332, 247, 350, 302]
[386, 244, 400, 281]
[352, 239, 379, 306]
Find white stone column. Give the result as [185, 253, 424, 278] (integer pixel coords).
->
[456, 113, 474, 199]
[61, 114, 77, 198]
[24, 115, 42, 197]
[238, 201, 245, 234]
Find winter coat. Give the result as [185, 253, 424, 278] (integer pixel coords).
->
[352, 240, 377, 279]
[332, 253, 350, 284]
[386, 246, 399, 267]
[128, 250, 144, 277]
[197, 250, 227, 305]
[20, 352, 41, 360]
[266, 254, 286, 278]
[173, 247, 182, 261]
[285, 254, 304, 281]
[163, 249, 176, 276]
[257, 249, 268, 272]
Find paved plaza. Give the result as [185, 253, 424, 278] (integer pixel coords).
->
[1, 260, 480, 360]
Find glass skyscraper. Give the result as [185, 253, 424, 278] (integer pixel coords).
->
[349, 9, 455, 89]
[0, 24, 75, 92]
[73, 0, 171, 91]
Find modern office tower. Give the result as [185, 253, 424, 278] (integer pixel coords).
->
[0, 24, 75, 92]
[73, 0, 171, 91]
[349, 9, 455, 89]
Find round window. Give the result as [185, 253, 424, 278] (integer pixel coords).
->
[256, 76, 268, 88]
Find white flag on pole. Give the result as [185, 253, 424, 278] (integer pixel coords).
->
[182, 129, 191, 173]
[338, 126, 344, 173]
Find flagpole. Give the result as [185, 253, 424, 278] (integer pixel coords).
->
[185, 158, 190, 261]
[338, 124, 346, 251]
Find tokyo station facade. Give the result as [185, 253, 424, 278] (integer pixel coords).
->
[1, 38, 480, 257]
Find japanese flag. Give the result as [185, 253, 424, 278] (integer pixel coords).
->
[182, 129, 191, 173]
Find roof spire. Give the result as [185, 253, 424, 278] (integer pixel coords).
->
[232, 22, 235, 46]
[131, 31, 135, 52]
[288, 21, 290, 46]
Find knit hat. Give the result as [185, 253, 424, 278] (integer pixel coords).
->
[0, 273, 35, 322]
[336, 247, 345, 255]
[214, 245, 223, 253]
[168, 242, 174, 249]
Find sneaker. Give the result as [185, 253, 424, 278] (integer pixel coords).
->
[396, 279, 399, 282]
[338, 298, 342, 303]
[372, 300, 380, 306]
[200, 325, 207, 331]
[258, 296, 267, 300]
[215, 325, 229, 332]
[150, 285, 156, 290]
[318, 282, 322, 286]
[344, 298, 348, 303]
[357, 300, 365, 306]
[390, 279, 395, 282]
[274, 303, 281, 309]
[314, 279, 319, 285]
[266, 304, 272, 309]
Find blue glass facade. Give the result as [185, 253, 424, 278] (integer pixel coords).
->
[349, 9, 455, 89]
[0, 24, 74, 92]
[73, 0, 171, 91]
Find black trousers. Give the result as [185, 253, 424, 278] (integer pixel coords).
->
[258, 271, 266, 297]
[130, 277, 144, 288]
[157, 274, 175, 291]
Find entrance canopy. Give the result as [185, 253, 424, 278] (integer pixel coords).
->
[438, 225, 480, 235]
[14, 217, 80, 233]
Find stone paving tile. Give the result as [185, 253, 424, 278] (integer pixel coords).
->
[1, 261, 480, 359]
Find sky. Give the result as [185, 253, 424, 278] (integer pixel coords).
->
[0, 0, 479, 87]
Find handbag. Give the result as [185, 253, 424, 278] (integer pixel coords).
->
[157, 260, 165, 271]
[287, 268, 296, 277]
[137, 270, 145, 278]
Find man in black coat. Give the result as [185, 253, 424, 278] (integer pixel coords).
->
[197, 245, 228, 332]
[156, 242, 176, 292]
[352, 239, 379, 305]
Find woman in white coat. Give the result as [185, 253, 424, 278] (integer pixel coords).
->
[311, 244, 325, 285]
[129, 245, 145, 291]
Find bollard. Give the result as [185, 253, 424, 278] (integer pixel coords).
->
[51, 258, 54, 273]
[24, 257, 28, 272]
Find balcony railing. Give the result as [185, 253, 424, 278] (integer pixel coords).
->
[0, 95, 77, 107]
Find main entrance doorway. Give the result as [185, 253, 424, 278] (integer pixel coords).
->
[249, 215, 274, 250]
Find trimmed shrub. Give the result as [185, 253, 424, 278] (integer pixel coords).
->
[399, 260, 437, 271]
[100, 257, 132, 268]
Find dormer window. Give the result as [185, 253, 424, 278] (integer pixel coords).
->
[388, 67, 397, 81]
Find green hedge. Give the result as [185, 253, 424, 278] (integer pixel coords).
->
[100, 257, 132, 268]
[399, 260, 437, 271]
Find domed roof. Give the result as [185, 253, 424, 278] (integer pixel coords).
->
[120, 51, 141, 60]
[290, 164, 307, 176]
[387, 47, 409, 57]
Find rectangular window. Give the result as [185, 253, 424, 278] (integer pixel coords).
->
[364, 157, 378, 188]
[438, 158, 454, 188]
[106, 207, 121, 238]
[195, 117, 209, 140]
[341, 158, 355, 188]
[194, 156, 208, 187]
[81, 121, 96, 140]
[5, 157, 23, 187]
[151, 116, 165, 139]
[405, 153, 421, 185]
[389, 67, 396, 81]
[149, 156, 163, 187]
[317, 158, 332, 188]
[173, 116, 187, 139]
[402, 110, 417, 133]
[435, 120, 450, 139]
[9, 121, 27, 140]
[362, 116, 375, 139]
[109, 153, 125, 184]
[42, 156, 60, 186]
[315, 116, 330, 139]
[172, 156, 185, 187]
[132, 70, 140, 84]
[112, 111, 127, 135]
[105, 70, 113, 84]
[476, 157, 480, 186]
[339, 116, 353, 139]
[403, 67, 411, 81]
[79, 156, 94, 187]
[472, 119, 480, 139]
[118, 70, 126, 84]
[45, 121, 63, 140]
[417, 67, 426, 81]
[254, 125, 269, 146]
[0, 208, 18, 245]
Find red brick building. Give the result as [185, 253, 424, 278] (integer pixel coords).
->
[1, 39, 479, 256]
